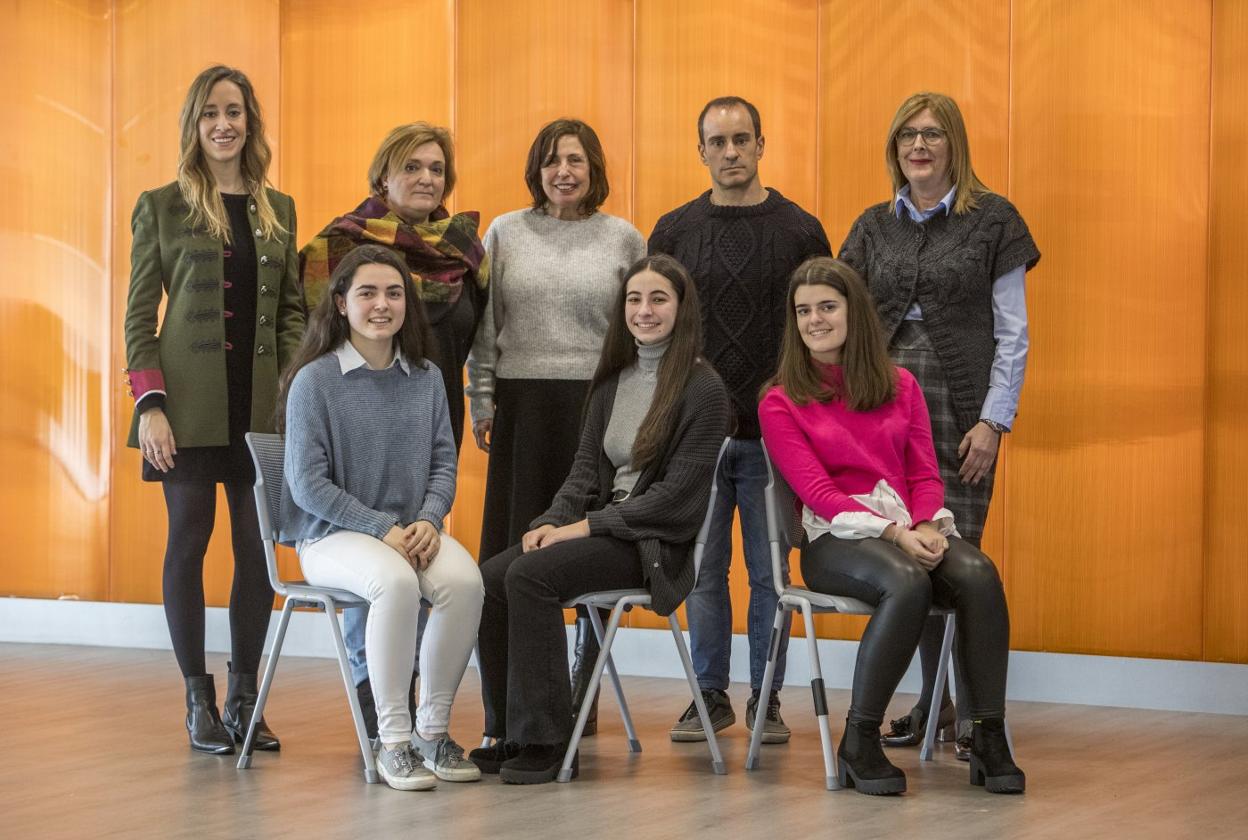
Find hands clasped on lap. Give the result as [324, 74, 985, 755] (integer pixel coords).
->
[384, 521, 440, 569]
[521, 519, 590, 553]
[888, 522, 950, 571]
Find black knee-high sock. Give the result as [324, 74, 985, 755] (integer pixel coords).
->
[224, 482, 274, 675]
[161, 482, 218, 678]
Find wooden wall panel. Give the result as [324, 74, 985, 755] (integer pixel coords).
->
[1204, 0, 1248, 664]
[812, 0, 1011, 640]
[109, 0, 283, 605]
[1006, 0, 1210, 658]
[0, 0, 112, 599]
[631, 0, 819, 633]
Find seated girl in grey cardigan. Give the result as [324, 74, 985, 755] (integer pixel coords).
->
[277, 245, 484, 792]
[471, 253, 731, 784]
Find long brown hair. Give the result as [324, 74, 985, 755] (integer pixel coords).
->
[767, 257, 896, 411]
[176, 65, 283, 243]
[276, 245, 434, 431]
[590, 254, 704, 470]
[524, 118, 610, 217]
[884, 91, 989, 215]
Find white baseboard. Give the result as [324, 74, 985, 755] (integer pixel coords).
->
[3, 597, 1246, 716]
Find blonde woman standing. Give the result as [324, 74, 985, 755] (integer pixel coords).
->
[124, 65, 305, 754]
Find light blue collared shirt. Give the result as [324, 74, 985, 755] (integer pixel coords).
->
[894, 185, 1029, 430]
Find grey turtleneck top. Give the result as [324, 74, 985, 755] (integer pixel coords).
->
[604, 337, 671, 495]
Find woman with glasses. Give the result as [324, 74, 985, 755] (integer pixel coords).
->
[839, 92, 1040, 756]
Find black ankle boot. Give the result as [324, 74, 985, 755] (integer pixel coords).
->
[836, 718, 906, 794]
[222, 662, 280, 751]
[570, 615, 601, 736]
[969, 718, 1025, 793]
[499, 743, 577, 785]
[185, 674, 234, 754]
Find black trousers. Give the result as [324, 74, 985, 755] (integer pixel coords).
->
[161, 482, 273, 678]
[800, 534, 1009, 724]
[478, 537, 644, 745]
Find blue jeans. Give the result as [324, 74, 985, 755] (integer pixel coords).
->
[344, 603, 428, 687]
[686, 437, 791, 693]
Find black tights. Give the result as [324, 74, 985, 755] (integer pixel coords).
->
[800, 535, 1009, 724]
[161, 482, 273, 678]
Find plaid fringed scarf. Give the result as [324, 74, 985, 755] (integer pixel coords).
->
[300, 196, 488, 321]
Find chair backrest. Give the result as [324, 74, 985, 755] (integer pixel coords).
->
[245, 432, 289, 594]
[690, 437, 732, 588]
[759, 440, 805, 597]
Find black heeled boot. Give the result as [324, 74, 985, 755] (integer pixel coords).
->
[836, 718, 907, 795]
[185, 674, 235, 754]
[969, 718, 1025, 793]
[569, 614, 602, 736]
[222, 662, 281, 751]
[881, 700, 957, 747]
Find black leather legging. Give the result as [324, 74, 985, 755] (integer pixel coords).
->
[800, 534, 1009, 724]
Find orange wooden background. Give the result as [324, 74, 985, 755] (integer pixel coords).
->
[3, 0, 1245, 664]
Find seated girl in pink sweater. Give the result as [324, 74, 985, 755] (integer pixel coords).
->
[758, 257, 1023, 797]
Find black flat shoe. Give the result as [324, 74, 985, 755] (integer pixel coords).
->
[499, 743, 577, 785]
[185, 674, 234, 755]
[468, 739, 521, 774]
[837, 718, 906, 795]
[969, 718, 1025, 794]
[222, 663, 280, 751]
[881, 702, 955, 747]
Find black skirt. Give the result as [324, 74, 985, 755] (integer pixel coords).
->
[478, 378, 590, 563]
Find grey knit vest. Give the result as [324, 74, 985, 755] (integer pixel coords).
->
[840, 192, 1040, 430]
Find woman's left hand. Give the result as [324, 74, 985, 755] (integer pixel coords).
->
[957, 422, 1001, 485]
[406, 520, 440, 569]
[537, 519, 590, 549]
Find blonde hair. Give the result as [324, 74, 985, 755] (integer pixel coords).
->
[884, 92, 989, 215]
[367, 122, 457, 201]
[176, 65, 283, 243]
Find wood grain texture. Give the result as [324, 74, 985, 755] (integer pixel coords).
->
[1203, 0, 1248, 663]
[1005, 0, 1211, 658]
[109, 0, 283, 605]
[0, 0, 112, 599]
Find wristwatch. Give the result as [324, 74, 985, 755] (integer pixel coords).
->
[979, 418, 1009, 434]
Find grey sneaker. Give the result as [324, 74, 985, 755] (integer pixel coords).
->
[410, 732, 482, 782]
[670, 689, 735, 742]
[376, 743, 437, 791]
[746, 690, 791, 744]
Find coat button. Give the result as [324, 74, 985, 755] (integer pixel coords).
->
[260, 255, 269, 266]
[260, 285, 270, 295]
[249, 203, 257, 213]
[259, 315, 269, 326]
[254, 227, 262, 237]
[257, 345, 267, 355]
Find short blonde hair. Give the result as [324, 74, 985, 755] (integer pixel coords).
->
[367, 122, 457, 200]
[884, 92, 988, 215]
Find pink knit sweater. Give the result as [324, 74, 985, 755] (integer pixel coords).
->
[758, 365, 945, 525]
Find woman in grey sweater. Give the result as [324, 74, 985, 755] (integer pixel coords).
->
[278, 245, 484, 792]
[469, 254, 731, 784]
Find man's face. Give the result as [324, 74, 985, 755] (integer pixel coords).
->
[699, 105, 764, 191]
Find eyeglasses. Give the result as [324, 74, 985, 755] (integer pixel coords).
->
[895, 127, 947, 146]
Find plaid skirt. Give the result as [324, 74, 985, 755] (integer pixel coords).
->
[891, 320, 995, 545]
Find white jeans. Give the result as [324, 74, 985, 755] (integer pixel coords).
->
[299, 530, 483, 745]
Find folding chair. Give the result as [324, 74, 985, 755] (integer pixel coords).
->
[556, 438, 732, 783]
[236, 432, 380, 783]
[745, 441, 975, 790]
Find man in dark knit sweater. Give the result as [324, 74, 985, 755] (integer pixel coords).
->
[648, 96, 830, 744]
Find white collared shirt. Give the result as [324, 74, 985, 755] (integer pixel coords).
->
[334, 340, 411, 376]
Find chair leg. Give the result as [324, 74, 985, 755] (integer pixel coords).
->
[745, 602, 787, 771]
[587, 605, 640, 752]
[237, 599, 294, 770]
[922, 613, 957, 762]
[669, 612, 726, 775]
[559, 601, 627, 783]
[798, 603, 838, 791]
[325, 602, 379, 784]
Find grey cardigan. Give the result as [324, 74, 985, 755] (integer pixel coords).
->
[533, 363, 731, 615]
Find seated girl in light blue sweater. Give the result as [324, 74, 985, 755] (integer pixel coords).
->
[277, 244, 484, 791]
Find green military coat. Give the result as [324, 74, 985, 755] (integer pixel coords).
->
[124, 182, 306, 448]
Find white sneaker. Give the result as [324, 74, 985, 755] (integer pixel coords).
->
[376, 743, 437, 791]
[411, 732, 482, 782]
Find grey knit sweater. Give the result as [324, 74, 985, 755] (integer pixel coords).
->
[466, 208, 646, 423]
[279, 347, 457, 545]
[604, 337, 670, 495]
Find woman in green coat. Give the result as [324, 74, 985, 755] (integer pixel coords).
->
[124, 65, 305, 755]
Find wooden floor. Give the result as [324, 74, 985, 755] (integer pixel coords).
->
[5, 643, 1247, 839]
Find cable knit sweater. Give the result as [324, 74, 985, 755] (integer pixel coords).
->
[648, 189, 830, 437]
[758, 365, 945, 527]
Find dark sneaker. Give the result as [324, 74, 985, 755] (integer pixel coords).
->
[499, 743, 576, 785]
[376, 743, 437, 791]
[467, 739, 521, 774]
[410, 732, 481, 782]
[746, 690, 791, 744]
[670, 689, 735, 742]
